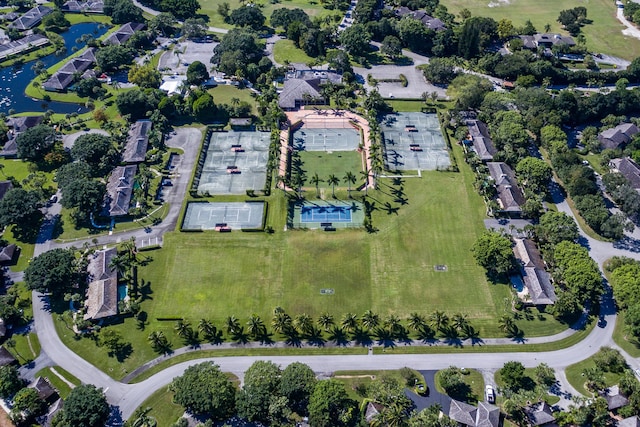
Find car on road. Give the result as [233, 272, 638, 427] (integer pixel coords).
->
[485, 385, 495, 403]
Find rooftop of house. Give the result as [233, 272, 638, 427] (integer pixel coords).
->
[278, 78, 323, 110]
[123, 120, 152, 163]
[466, 119, 497, 162]
[8, 5, 52, 30]
[598, 123, 640, 150]
[103, 22, 145, 45]
[104, 165, 137, 217]
[487, 162, 526, 213]
[610, 157, 640, 190]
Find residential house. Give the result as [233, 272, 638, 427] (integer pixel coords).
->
[103, 165, 137, 217]
[524, 402, 556, 427]
[42, 398, 63, 427]
[43, 48, 97, 92]
[61, 0, 104, 13]
[0, 347, 17, 366]
[610, 158, 640, 191]
[84, 247, 119, 321]
[285, 64, 343, 84]
[8, 5, 52, 31]
[1, 115, 45, 158]
[466, 119, 497, 162]
[487, 162, 526, 216]
[448, 400, 500, 427]
[603, 385, 629, 411]
[0, 12, 19, 22]
[598, 123, 640, 150]
[364, 402, 384, 424]
[0, 34, 49, 61]
[0, 244, 17, 265]
[0, 180, 13, 200]
[520, 33, 576, 50]
[29, 377, 59, 403]
[394, 6, 446, 31]
[103, 22, 146, 46]
[278, 78, 325, 110]
[619, 416, 640, 427]
[123, 120, 152, 164]
[513, 238, 557, 305]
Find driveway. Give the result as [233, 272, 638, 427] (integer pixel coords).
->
[61, 129, 109, 151]
[617, 5, 640, 41]
[158, 40, 218, 75]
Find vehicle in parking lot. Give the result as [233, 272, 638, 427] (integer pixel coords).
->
[485, 385, 495, 403]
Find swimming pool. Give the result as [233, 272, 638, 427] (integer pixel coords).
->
[118, 285, 128, 300]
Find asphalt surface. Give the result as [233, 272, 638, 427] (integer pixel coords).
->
[61, 129, 109, 151]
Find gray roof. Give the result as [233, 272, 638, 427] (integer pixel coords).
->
[487, 162, 526, 214]
[104, 165, 137, 217]
[84, 247, 119, 320]
[599, 123, 639, 150]
[0, 12, 19, 21]
[0, 137, 17, 158]
[534, 33, 575, 47]
[619, 416, 640, 427]
[0, 244, 17, 263]
[395, 7, 446, 30]
[123, 120, 151, 163]
[86, 247, 117, 282]
[466, 119, 497, 162]
[278, 78, 324, 110]
[103, 22, 145, 45]
[365, 402, 383, 423]
[449, 400, 477, 427]
[476, 402, 500, 427]
[285, 65, 343, 84]
[0, 34, 49, 61]
[7, 115, 43, 133]
[610, 157, 640, 189]
[525, 402, 555, 426]
[43, 48, 96, 91]
[0, 347, 16, 366]
[604, 385, 629, 411]
[61, 0, 104, 13]
[8, 5, 52, 30]
[29, 377, 58, 401]
[0, 181, 13, 200]
[513, 239, 556, 305]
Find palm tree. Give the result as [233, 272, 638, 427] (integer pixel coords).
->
[361, 310, 380, 331]
[247, 314, 266, 339]
[272, 310, 292, 334]
[130, 407, 157, 427]
[231, 97, 240, 107]
[407, 312, 425, 332]
[384, 314, 403, 336]
[327, 174, 340, 198]
[343, 171, 357, 198]
[148, 331, 170, 353]
[198, 319, 218, 341]
[341, 312, 359, 332]
[226, 316, 241, 335]
[175, 319, 193, 340]
[4, 338, 20, 361]
[360, 169, 370, 196]
[452, 313, 469, 331]
[379, 403, 407, 427]
[317, 312, 334, 331]
[294, 313, 314, 335]
[310, 173, 323, 198]
[429, 310, 449, 333]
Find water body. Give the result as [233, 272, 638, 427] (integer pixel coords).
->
[0, 22, 108, 115]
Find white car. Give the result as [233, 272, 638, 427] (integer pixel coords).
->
[485, 385, 495, 403]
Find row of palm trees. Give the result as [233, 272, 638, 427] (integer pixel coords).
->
[308, 170, 359, 198]
[147, 308, 503, 353]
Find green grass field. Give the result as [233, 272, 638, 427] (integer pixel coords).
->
[435, 368, 485, 403]
[34, 366, 81, 399]
[440, 0, 640, 60]
[137, 387, 184, 427]
[273, 39, 315, 65]
[207, 86, 257, 115]
[565, 356, 623, 396]
[299, 150, 363, 189]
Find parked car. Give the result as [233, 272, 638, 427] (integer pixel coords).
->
[485, 385, 495, 403]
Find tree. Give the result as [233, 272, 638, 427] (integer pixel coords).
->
[537, 211, 579, 246]
[496, 18, 515, 39]
[186, 61, 210, 86]
[60, 178, 106, 218]
[107, 0, 143, 23]
[310, 173, 323, 198]
[380, 35, 402, 59]
[128, 64, 162, 89]
[149, 12, 176, 36]
[71, 134, 114, 172]
[96, 44, 133, 71]
[115, 88, 165, 120]
[271, 8, 311, 30]
[169, 362, 236, 419]
[43, 10, 70, 31]
[516, 157, 552, 194]
[280, 362, 316, 415]
[397, 17, 433, 53]
[471, 231, 516, 278]
[211, 28, 264, 77]
[439, 367, 467, 397]
[327, 174, 340, 198]
[625, 303, 640, 339]
[0, 188, 41, 231]
[446, 74, 493, 110]
[182, 17, 207, 39]
[229, 6, 265, 30]
[534, 363, 556, 388]
[422, 58, 457, 85]
[15, 124, 55, 161]
[192, 92, 216, 122]
[98, 328, 127, 356]
[500, 361, 525, 391]
[217, 2, 230, 20]
[308, 379, 357, 427]
[148, 331, 171, 353]
[339, 24, 371, 57]
[343, 171, 357, 198]
[59, 385, 109, 427]
[0, 365, 22, 398]
[592, 346, 627, 373]
[24, 248, 77, 296]
[236, 361, 282, 423]
[160, 0, 200, 19]
[11, 387, 46, 423]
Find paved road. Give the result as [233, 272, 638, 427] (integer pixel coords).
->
[617, 4, 640, 41]
[61, 129, 109, 151]
[131, 0, 229, 34]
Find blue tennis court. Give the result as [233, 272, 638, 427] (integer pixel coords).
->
[300, 205, 353, 223]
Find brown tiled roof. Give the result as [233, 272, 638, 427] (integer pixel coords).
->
[84, 277, 118, 320]
[604, 385, 629, 411]
[487, 162, 526, 213]
[466, 119, 497, 162]
[86, 247, 117, 282]
[513, 239, 556, 305]
[0, 347, 16, 366]
[30, 377, 58, 401]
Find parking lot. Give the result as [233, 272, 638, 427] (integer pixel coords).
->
[157, 40, 217, 75]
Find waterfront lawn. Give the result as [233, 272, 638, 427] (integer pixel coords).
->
[440, 0, 640, 60]
[273, 39, 315, 65]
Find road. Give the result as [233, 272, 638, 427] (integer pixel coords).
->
[617, 4, 640, 41]
[131, 0, 229, 34]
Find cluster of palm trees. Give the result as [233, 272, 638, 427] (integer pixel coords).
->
[308, 171, 358, 198]
[146, 308, 485, 353]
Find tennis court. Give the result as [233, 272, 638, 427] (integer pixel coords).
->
[182, 202, 265, 230]
[292, 128, 361, 152]
[290, 200, 365, 229]
[381, 112, 450, 171]
[196, 131, 270, 195]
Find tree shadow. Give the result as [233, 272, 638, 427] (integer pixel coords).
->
[112, 342, 133, 362]
[351, 327, 373, 347]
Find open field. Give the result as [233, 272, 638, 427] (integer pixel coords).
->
[299, 150, 363, 188]
[273, 39, 315, 65]
[207, 86, 257, 115]
[440, 0, 640, 60]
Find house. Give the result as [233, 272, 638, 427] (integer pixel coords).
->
[466, 119, 497, 162]
[230, 118, 252, 129]
[0, 180, 13, 201]
[449, 400, 500, 427]
[123, 120, 152, 164]
[84, 247, 119, 321]
[61, 0, 104, 13]
[1, 116, 45, 158]
[487, 162, 526, 216]
[603, 385, 629, 411]
[0, 12, 19, 22]
[29, 377, 59, 403]
[103, 165, 137, 217]
[42, 398, 63, 427]
[520, 33, 576, 50]
[0, 34, 49, 61]
[619, 416, 640, 427]
[103, 22, 145, 46]
[8, 5, 52, 30]
[524, 402, 556, 427]
[0, 347, 17, 366]
[43, 48, 97, 92]
[364, 402, 384, 424]
[285, 64, 343, 84]
[0, 244, 18, 265]
[598, 123, 640, 150]
[610, 158, 640, 190]
[278, 78, 325, 110]
[513, 239, 556, 305]
[394, 7, 446, 31]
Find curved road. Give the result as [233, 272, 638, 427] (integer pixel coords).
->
[24, 128, 640, 421]
[131, 0, 229, 34]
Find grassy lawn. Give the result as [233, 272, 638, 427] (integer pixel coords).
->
[2, 226, 35, 272]
[440, 0, 640, 60]
[273, 39, 315, 65]
[299, 150, 363, 189]
[34, 366, 81, 399]
[435, 368, 484, 404]
[612, 313, 640, 358]
[6, 332, 40, 365]
[134, 387, 184, 427]
[333, 369, 423, 402]
[565, 356, 623, 396]
[207, 85, 257, 114]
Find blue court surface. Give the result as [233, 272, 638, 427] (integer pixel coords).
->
[300, 205, 353, 223]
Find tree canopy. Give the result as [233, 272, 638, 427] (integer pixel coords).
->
[95, 45, 134, 72]
[70, 134, 115, 174]
[339, 24, 371, 57]
[537, 211, 579, 246]
[186, 61, 210, 86]
[308, 380, 357, 427]
[229, 6, 265, 30]
[0, 188, 41, 231]
[59, 385, 110, 427]
[24, 248, 77, 296]
[471, 231, 516, 279]
[236, 360, 282, 423]
[16, 124, 55, 161]
[279, 362, 317, 415]
[0, 365, 23, 398]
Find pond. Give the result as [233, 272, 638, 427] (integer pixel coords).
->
[0, 22, 109, 115]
